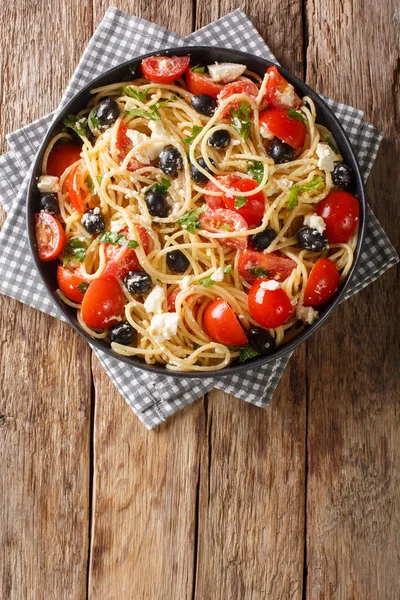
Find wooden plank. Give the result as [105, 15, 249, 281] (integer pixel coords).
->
[0, 2, 93, 599]
[88, 3, 202, 599]
[193, 2, 308, 598]
[305, 0, 400, 597]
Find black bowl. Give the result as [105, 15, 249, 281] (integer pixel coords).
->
[27, 46, 366, 378]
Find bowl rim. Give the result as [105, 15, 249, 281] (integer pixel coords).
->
[26, 45, 366, 378]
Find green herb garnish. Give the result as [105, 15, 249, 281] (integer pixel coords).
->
[248, 267, 270, 278]
[234, 196, 247, 209]
[121, 86, 149, 102]
[77, 281, 90, 294]
[183, 125, 204, 145]
[199, 276, 214, 287]
[190, 65, 205, 73]
[287, 185, 300, 210]
[287, 176, 324, 210]
[219, 224, 231, 231]
[287, 108, 306, 123]
[223, 265, 232, 274]
[63, 114, 87, 137]
[96, 232, 138, 248]
[148, 178, 171, 196]
[85, 176, 94, 193]
[230, 101, 252, 139]
[300, 175, 324, 192]
[325, 135, 339, 154]
[247, 160, 264, 184]
[124, 94, 176, 121]
[177, 205, 206, 234]
[90, 114, 101, 130]
[63, 238, 87, 266]
[227, 346, 261, 362]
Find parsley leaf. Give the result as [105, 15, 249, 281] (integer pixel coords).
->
[190, 65, 205, 73]
[85, 176, 94, 193]
[287, 185, 300, 210]
[124, 95, 176, 121]
[148, 178, 171, 196]
[63, 238, 87, 266]
[239, 347, 260, 362]
[230, 101, 252, 139]
[248, 267, 270, 278]
[121, 86, 149, 102]
[286, 176, 324, 211]
[287, 108, 306, 123]
[90, 114, 101, 129]
[219, 224, 231, 231]
[96, 232, 138, 248]
[234, 196, 247, 209]
[177, 205, 206, 234]
[300, 175, 324, 192]
[183, 125, 204, 145]
[247, 160, 264, 184]
[325, 135, 339, 154]
[63, 114, 87, 137]
[223, 265, 232, 274]
[77, 281, 90, 294]
[199, 276, 214, 287]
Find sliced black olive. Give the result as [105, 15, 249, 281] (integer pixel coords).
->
[250, 226, 277, 251]
[268, 137, 294, 164]
[247, 327, 276, 355]
[166, 250, 190, 273]
[39, 193, 59, 215]
[332, 161, 355, 192]
[191, 94, 217, 117]
[93, 96, 120, 131]
[109, 322, 137, 345]
[81, 209, 105, 235]
[190, 157, 216, 184]
[124, 270, 153, 294]
[297, 226, 328, 251]
[159, 145, 183, 176]
[207, 129, 231, 149]
[145, 190, 170, 217]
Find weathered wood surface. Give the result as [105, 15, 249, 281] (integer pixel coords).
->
[0, 0, 398, 599]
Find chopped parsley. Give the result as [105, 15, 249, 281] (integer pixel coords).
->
[121, 86, 150, 102]
[63, 114, 87, 137]
[223, 265, 232, 274]
[89, 114, 101, 130]
[286, 176, 324, 210]
[325, 135, 339, 154]
[77, 281, 90, 294]
[85, 176, 94, 193]
[148, 178, 171, 196]
[247, 160, 264, 184]
[199, 276, 214, 287]
[234, 196, 247, 209]
[190, 65, 205, 73]
[248, 266, 270, 278]
[287, 185, 300, 210]
[287, 108, 306, 123]
[63, 238, 87, 266]
[219, 224, 231, 231]
[300, 175, 324, 192]
[230, 101, 252, 139]
[177, 205, 206, 234]
[227, 346, 261, 362]
[96, 231, 138, 248]
[183, 125, 204, 145]
[123, 95, 176, 121]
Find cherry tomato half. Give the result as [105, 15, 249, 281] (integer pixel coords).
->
[303, 258, 340, 307]
[238, 249, 296, 284]
[265, 66, 301, 110]
[204, 175, 237, 210]
[46, 143, 82, 178]
[199, 208, 248, 249]
[186, 69, 223, 98]
[205, 176, 265, 226]
[57, 265, 89, 303]
[259, 109, 306, 149]
[67, 167, 87, 214]
[316, 190, 360, 243]
[141, 55, 190, 83]
[35, 212, 66, 262]
[115, 122, 151, 171]
[81, 277, 125, 329]
[248, 281, 293, 329]
[218, 80, 258, 118]
[101, 226, 150, 279]
[203, 298, 247, 346]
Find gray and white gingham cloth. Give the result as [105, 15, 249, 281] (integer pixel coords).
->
[0, 9, 397, 429]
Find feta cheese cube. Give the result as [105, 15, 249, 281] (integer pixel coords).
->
[179, 275, 192, 290]
[208, 62, 247, 83]
[149, 312, 180, 343]
[37, 175, 60, 193]
[296, 304, 319, 325]
[210, 267, 224, 282]
[304, 213, 326, 233]
[316, 143, 339, 172]
[260, 280, 281, 290]
[144, 285, 165, 314]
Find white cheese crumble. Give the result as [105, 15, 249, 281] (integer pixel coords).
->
[125, 121, 168, 164]
[179, 275, 192, 290]
[316, 143, 339, 172]
[275, 86, 296, 107]
[110, 219, 127, 233]
[37, 175, 60, 193]
[207, 62, 247, 83]
[210, 267, 224, 282]
[260, 280, 281, 290]
[260, 124, 274, 140]
[296, 304, 319, 325]
[304, 213, 326, 234]
[144, 285, 165, 314]
[149, 312, 180, 343]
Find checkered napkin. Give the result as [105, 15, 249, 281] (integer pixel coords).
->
[0, 9, 397, 429]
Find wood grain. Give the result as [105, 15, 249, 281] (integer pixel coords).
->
[0, 2, 93, 599]
[305, 0, 400, 597]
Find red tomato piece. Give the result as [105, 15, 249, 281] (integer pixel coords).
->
[217, 80, 258, 118]
[238, 249, 296, 284]
[316, 190, 360, 243]
[81, 277, 125, 329]
[67, 166, 87, 214]
[57, 265, 89, 303]
[186, 69, 223, 98]
[204, 175, 237, 210]
[35, 212, 66, 262]
[199, 208, 248, 249]
[115, 122, 150, 171]
[248, 281, 293, 329]
[101, 226, 150, 279]
[203, 298, 247, 346]
[141, 55, 190, 83]
[222, 178, 265, 227]
[303, 258, 340, 307]
[265, 66, 301, 110]
[259, 109, 306, 149]
[167, 289, 180, 312]
[46, 143, 82, 178]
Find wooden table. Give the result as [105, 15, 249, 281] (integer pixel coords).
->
[1, 1, 399, 598]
